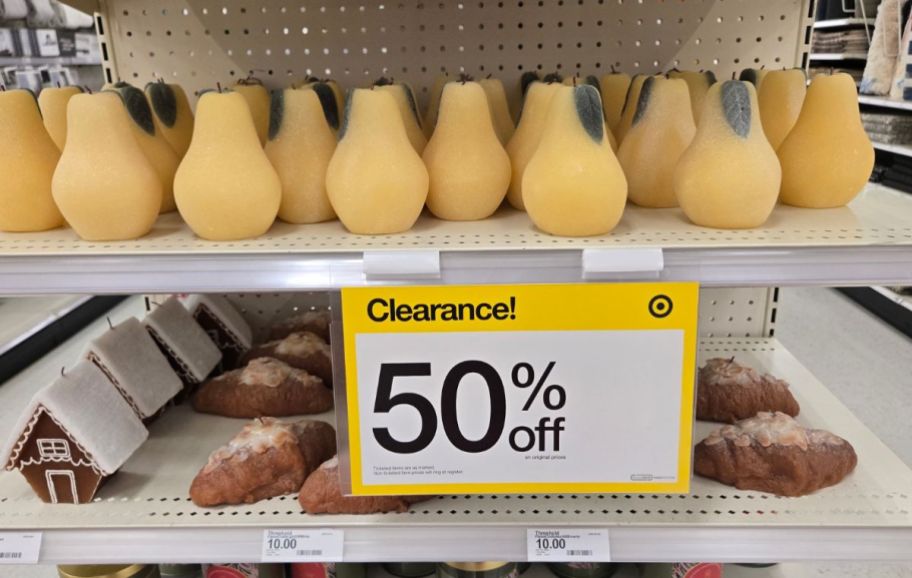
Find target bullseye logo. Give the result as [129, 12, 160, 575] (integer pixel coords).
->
[648, 294, 673, 319]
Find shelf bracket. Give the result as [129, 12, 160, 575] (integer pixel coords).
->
[581, 248, 665, 280]
[363, 250, 441, 281]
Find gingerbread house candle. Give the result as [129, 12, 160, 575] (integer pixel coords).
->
[1, 361, 148, 504]
[185, 294, 253, 370]
[84, 317, 182, 422]
[144, 296, 222, 394]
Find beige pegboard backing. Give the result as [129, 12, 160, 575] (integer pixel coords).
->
[98, 0, 814, 105]
[699, 287, 777, 338]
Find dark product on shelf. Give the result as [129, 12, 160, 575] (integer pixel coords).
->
[241, 331, 333, 388]
[186, 294, 253, 371]
[193, 357, 333, 418]
[383, 563, 437, 578]
[438, 563, 518, 578]
[2, 360, 148, 504]
[267, 311, 332, 343]
[289, 564, 366, 578]
[547, 563, 617, 578]
[640, 563, 722, 578]
[203, 564, 285, 578]
[299, 455, 434, 514]
[694, 411, 858, 497]
[160, 565, 203, 578]
[144, 296, 222, 393]
[696, 358, 800, 423]
[84, 316, 183, 423]
[517, 565, 531, 575]
[57, 565, 161, 578]
[190, 418, 335, 507]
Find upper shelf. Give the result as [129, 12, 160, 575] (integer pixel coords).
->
[813, 18, 873, 29]
[1, 184, 911, 292]
[809, 52, 868, 61]
[859, 94, 912, 111]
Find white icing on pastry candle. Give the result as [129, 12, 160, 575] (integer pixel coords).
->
[240, 357, 292, 387]
[704, 411, 847, 451]
[279, 311, 329, 330]
[274, 331, 330, 357]
[700, 357, 790, 390]
[204, 418, 297, 472]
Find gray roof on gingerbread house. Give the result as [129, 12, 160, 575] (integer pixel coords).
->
[144, 296, 222, 382]
[83, 317, 182, 419]
[185, 294, 253, 349]
[1, 360, 148, 475]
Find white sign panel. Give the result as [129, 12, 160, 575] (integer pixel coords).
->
[354, 330, 685, 490]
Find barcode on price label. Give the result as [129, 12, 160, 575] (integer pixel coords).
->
[0, 533, 42, 564]
[261, 529, 343, 562]
[526, 529, 610, 562]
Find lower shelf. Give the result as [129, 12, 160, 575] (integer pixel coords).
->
[0, 308, 909, 563]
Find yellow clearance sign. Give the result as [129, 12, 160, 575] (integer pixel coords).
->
[340, 282, 699, 496]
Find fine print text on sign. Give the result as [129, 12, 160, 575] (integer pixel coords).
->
[526, 528, 612, 562]
[340, 283, 699, 496]
[261, 529, 344, 563]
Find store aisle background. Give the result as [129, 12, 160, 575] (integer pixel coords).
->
[3, 288, 912, 577]
[776, 287, 912, 467]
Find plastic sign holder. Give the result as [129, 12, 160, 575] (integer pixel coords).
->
[332, 283, 699, 496]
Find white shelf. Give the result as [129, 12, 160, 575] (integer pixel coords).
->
[859, 95, 912, 111]
[809, 52, 868, 61]
[0, 296, 88, 357]
[0, 301, 909, 564]
[873, 141, 912, 158]
[0, 184, 910, 292]
[814, 18, 873, 29]
[873, 286, 912, 312]
[0, 56, 101, 67]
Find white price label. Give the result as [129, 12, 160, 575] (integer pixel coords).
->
[261, 529, 344, 562]
[0, 532, 42, 564]
[526, 528, 611, 562]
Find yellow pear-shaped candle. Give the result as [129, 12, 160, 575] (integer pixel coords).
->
[52, 92, 162, 240]
[618, 77, 696, 208]
[523, 85, 628, 236]
[505, 81, 562, 210]
[174, 90, 281, 240]
[423, 80, 511, 221]
[675, 81, 781, 229]
[37, 85, 83, 151]
[668, 69, 716, 124]
[599, 71, 632, 133]
[778, 74, 874, 208]
[326, 89, 429, 234]
[233, 78, 271, 146]
[265, 87, 338, 224]
[110, 83, 180, 213]
[0, 89, 64, 232]
[758, 69, 807, 151]
[145, 81, 195, 158]
[375, 79, 427, 154]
